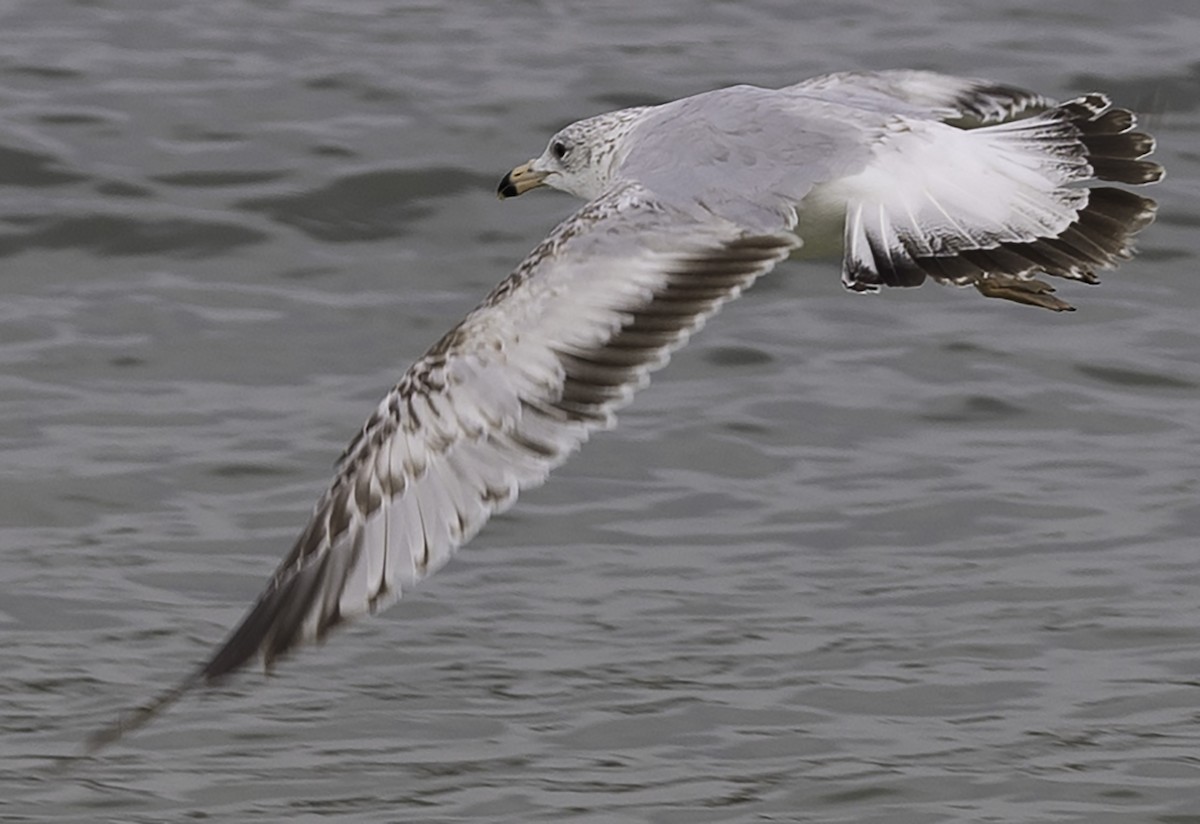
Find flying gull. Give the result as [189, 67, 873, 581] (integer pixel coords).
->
[84, 70, 1162, 754]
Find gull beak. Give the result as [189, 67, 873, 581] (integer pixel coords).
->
[497, 161, 548, 199]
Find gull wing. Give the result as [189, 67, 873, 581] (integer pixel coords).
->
[85, 183, 797, 753]
[833, 94, 1162, 310]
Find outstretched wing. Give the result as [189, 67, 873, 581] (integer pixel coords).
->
[776, 84, 1160, 312]
[85, 183, 797, 752]
[834, 93, 1161, 310]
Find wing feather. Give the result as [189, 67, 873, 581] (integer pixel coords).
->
[836, 94, 1161, 310]
[84, 184, 796, 753]
[232, 188, 797, 671]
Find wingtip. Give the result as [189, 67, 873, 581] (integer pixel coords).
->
[79, 671, 204, 759]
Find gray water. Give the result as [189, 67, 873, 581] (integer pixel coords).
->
[2, 1, 1199, 821]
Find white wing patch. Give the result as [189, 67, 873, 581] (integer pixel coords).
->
[828, 94, 1160, 310]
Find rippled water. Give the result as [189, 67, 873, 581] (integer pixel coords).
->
[2, 1, 1199, 821]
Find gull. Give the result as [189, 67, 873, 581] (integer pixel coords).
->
[85, 70, 1162, 753]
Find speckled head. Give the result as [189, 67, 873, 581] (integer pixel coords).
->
[498, 105, 652, 201]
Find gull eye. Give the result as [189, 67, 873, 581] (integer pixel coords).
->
[551, 140, 568, 160]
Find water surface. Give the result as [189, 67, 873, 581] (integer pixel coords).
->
[1, 1, 1199, 821]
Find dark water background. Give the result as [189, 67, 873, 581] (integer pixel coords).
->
[2, 1, 1199, 821]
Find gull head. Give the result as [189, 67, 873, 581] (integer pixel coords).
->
[498, 106, 650, 202]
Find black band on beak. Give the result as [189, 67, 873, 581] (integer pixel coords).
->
[497, 173, 519, 199]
